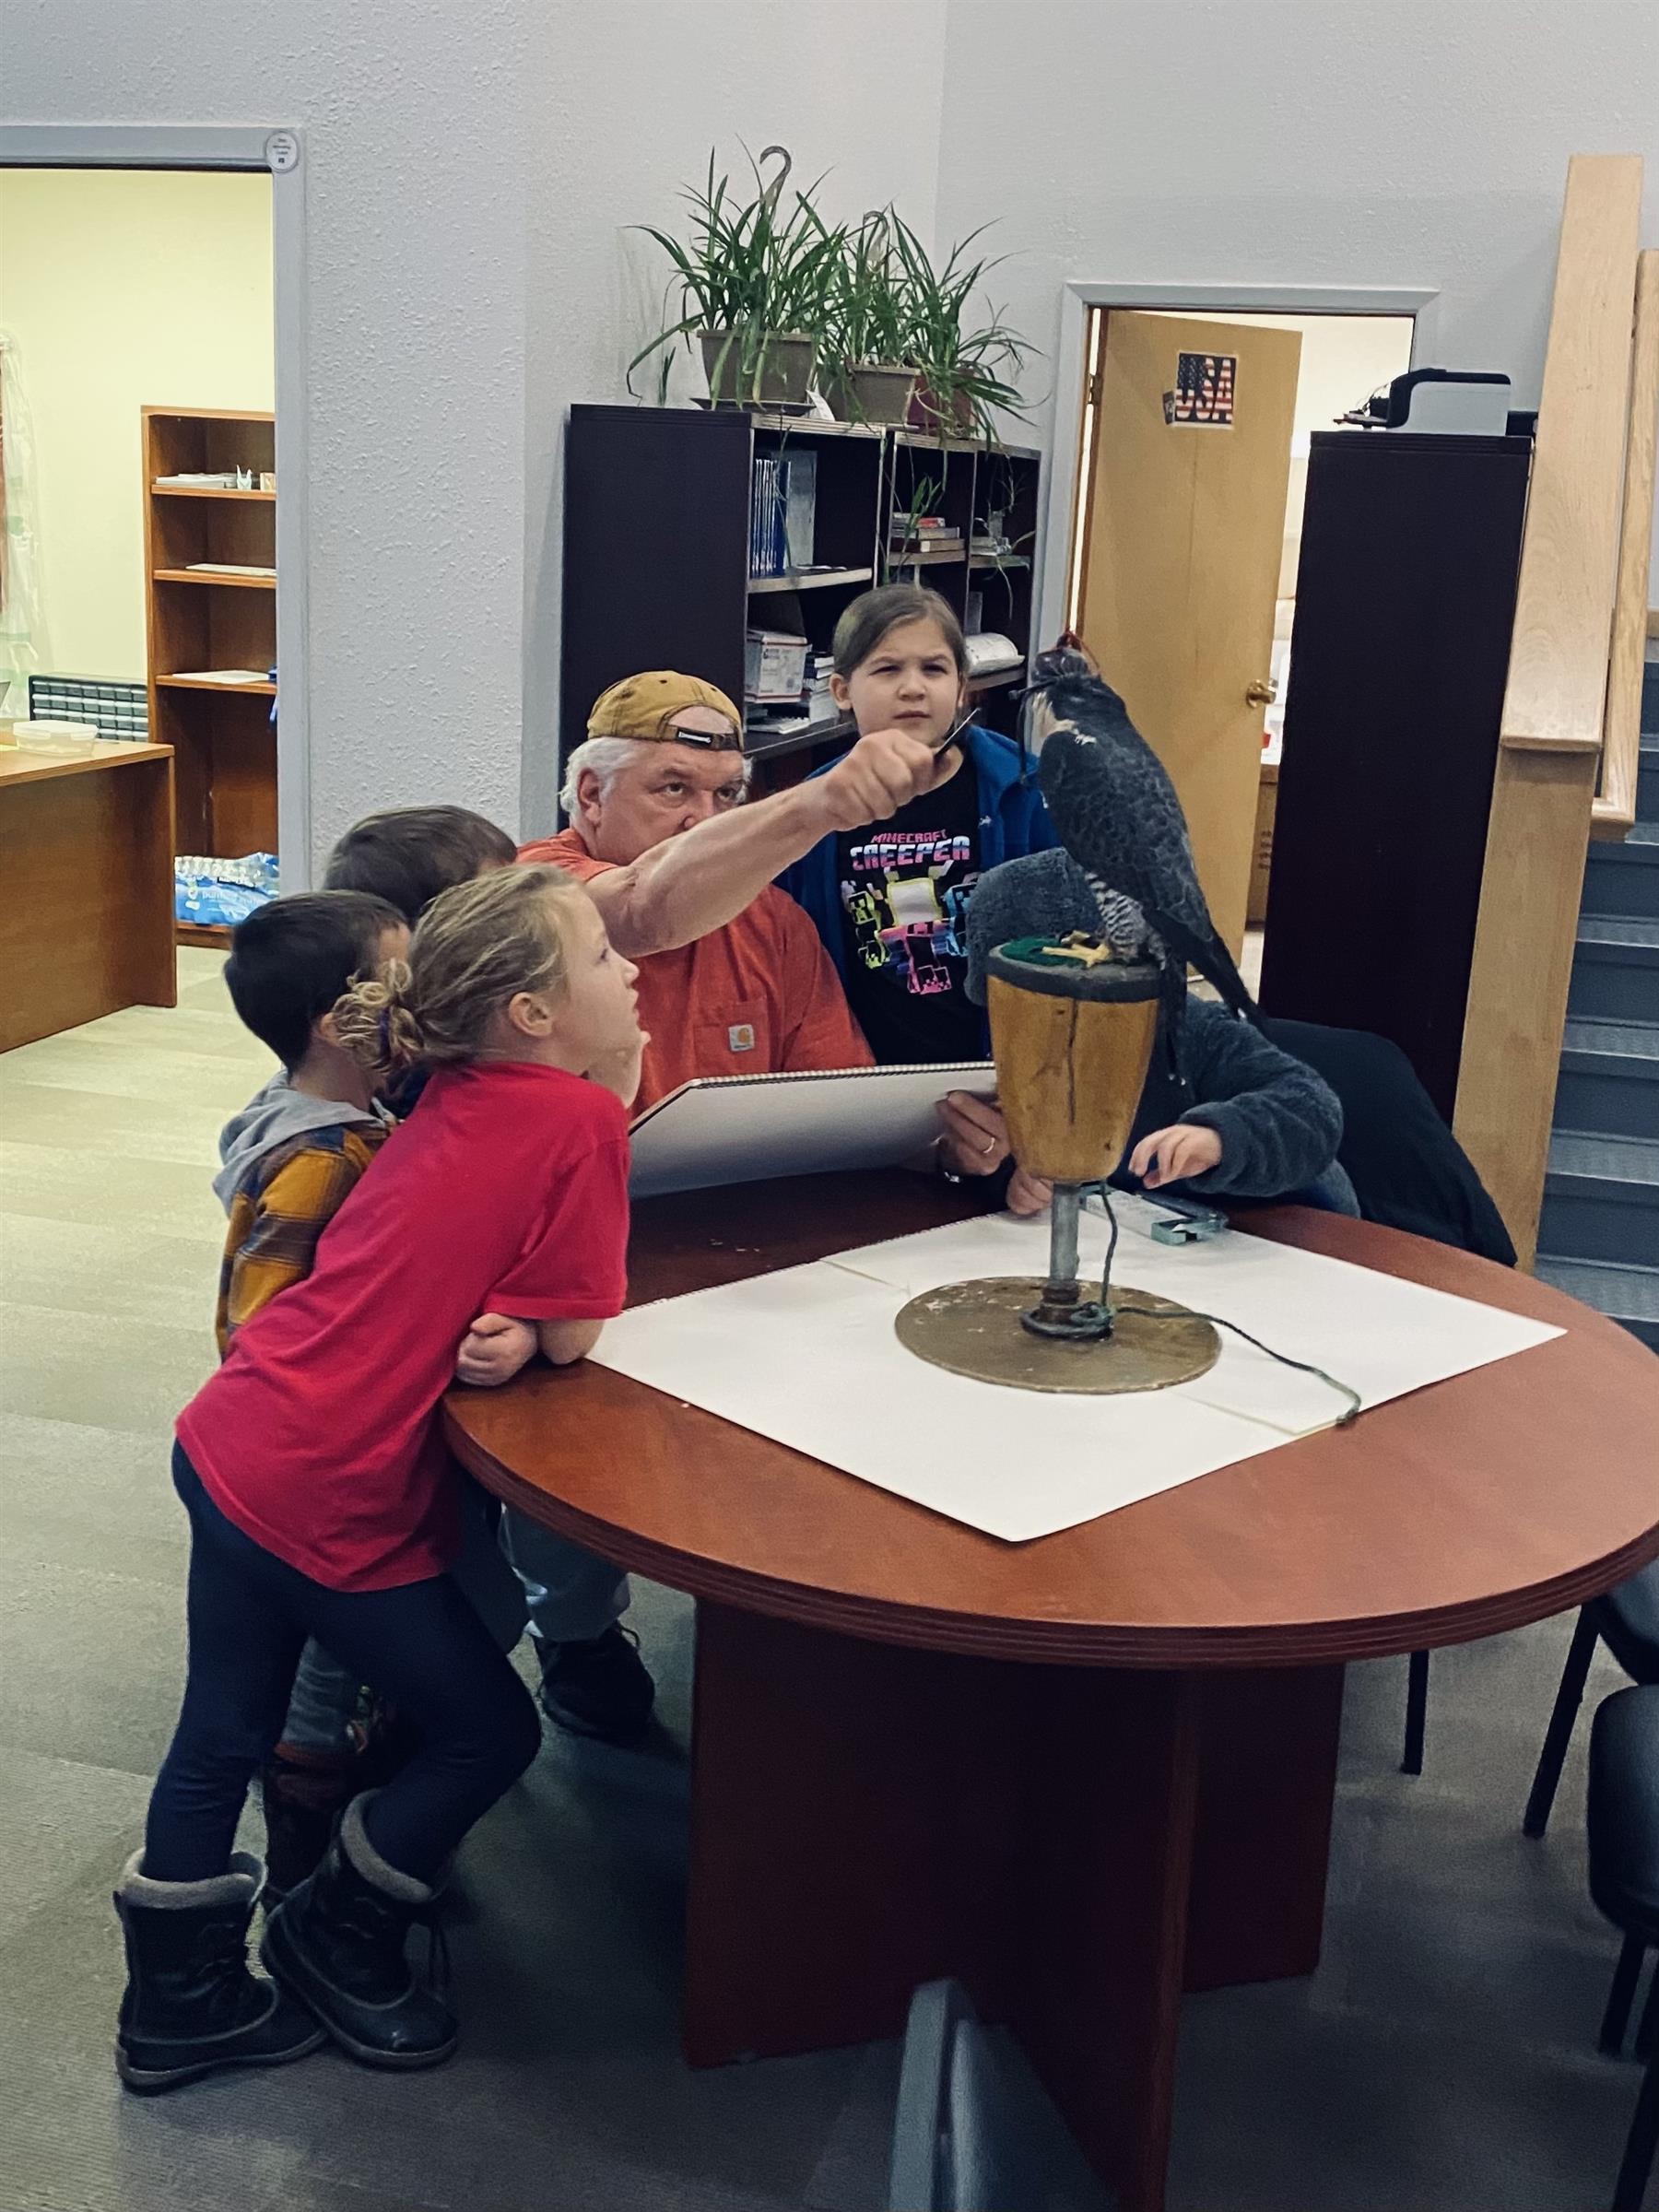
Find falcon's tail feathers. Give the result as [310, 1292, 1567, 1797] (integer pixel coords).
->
[1149, 909, 1261, 1026]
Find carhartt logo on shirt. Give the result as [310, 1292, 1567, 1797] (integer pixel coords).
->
[728, 1023, 756, 1053]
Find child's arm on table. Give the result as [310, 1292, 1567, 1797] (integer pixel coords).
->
[539, 1317, 606, 1366]
[1129, 1122, 1225, 1189]
[1155, 1002, 1342, 1196]
[453, 1310, 608, 1383]
[454, 1312, 538, 1387]
[468, 1049, 634, 1380]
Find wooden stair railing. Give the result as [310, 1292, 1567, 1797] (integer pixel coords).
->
[1593, 246, 1659, 841]
[1453, 154, 1644, 1267]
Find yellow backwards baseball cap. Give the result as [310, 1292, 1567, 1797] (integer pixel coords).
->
[587, 670, 742, 747]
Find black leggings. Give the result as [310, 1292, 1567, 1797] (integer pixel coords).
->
[144, 1445, 540, 1886]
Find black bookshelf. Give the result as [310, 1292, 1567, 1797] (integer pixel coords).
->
[560, 406, 1041, 788]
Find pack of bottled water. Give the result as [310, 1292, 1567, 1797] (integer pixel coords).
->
[174, 852, 279, 929]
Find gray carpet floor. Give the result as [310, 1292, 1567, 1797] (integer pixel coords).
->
[0, 958, 1648, 2211]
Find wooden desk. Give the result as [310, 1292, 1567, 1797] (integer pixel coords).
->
[447, 1172, 1659, 2212]
[0, 741, 176, 1053]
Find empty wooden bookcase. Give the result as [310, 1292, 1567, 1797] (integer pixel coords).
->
[142, 406, 277, 945]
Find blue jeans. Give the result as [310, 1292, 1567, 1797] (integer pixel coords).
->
[144, 1446, 540, 1886]
[500, 1511, 628, 1648]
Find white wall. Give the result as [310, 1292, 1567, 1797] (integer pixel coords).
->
[2, 0, 950, 852]
[520, 0, 949, 835]
[6, 0, 1652, 860]
[935, 0, 1659, 492]
[1, 0, 528, 868]
[0, 169, 274, 678]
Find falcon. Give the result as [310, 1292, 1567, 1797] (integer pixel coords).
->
[1023, 644, 1258, 1028]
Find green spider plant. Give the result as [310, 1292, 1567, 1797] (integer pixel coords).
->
[888, 216, 1035, 443]
[628, 147, 845, 405]
[820, 206, 912, 368]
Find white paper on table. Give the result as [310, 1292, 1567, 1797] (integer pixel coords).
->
[592, 1201, 1563, 1542]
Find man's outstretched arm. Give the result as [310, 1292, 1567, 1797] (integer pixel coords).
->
[584, 729, 961, 958]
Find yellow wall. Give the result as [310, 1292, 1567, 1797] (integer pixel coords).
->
[0, 169, 273, 678]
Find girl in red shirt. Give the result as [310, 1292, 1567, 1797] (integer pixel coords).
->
[112, 865, 643, 2091]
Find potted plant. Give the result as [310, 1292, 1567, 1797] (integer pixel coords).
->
[888, 218, 1034, 443]
[818, 207, 919, 426]
[629, 146, 842, 408]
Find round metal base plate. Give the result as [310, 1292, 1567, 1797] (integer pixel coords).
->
[894, 1278, 1221, 1396]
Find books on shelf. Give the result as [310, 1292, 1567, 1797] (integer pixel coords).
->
[749, 450, 818, 579]
[889, 531, 963, 558]
[154, 473, 239, 488]
[750, 454, 782, 577]
[182, 562, 276, 579]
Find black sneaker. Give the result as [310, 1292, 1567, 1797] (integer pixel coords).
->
[536, 1625, 654, 1745]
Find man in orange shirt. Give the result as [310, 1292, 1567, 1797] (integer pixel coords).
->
[510, 670, 870, 1745]
[519, 671, 872, 1112]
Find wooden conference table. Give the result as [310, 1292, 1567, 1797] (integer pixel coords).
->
[446, 1170, 1659, 2212]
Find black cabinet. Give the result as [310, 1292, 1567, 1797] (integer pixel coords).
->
[560, 406, 1041, 785]
[1259, 431, 1531, 1121]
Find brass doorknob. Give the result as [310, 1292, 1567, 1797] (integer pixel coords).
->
[1245, 678, 1278, 708]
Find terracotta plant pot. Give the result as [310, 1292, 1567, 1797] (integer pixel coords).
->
[907, 376, 976, 438]
[822, 361, 920, 426]
[700, 328, 816, 407]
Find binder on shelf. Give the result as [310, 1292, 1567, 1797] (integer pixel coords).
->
[748, 450, 817, 582]
[628, 1058, 995, 1198]
[748, 454, 782, 578]
[782, 450, 817, 570]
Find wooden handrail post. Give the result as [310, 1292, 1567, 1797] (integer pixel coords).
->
[1593, 247, 1659, 840]
[1453, 155, 1643, 1266]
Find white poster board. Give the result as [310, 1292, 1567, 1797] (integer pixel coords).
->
[592, 1198, 1562, 1542]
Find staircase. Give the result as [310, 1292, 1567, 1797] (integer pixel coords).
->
[1535, 661, 1659, 1350]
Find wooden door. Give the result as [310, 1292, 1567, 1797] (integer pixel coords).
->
[1078, 313, 1301, 953]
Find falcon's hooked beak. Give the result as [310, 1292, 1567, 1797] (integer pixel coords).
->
[1018, 683, 1063, 759]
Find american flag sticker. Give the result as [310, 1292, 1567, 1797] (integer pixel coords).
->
[1164, 351, 1237, 428]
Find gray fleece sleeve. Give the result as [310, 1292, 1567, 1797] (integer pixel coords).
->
[965, 850, 1101, 1003]
[1173, 999, 1344, 1197]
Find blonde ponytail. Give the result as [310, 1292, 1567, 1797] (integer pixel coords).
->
[330, 864, 590, 1075]
[331, 959, 423, 1077]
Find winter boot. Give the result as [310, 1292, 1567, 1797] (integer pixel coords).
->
[261, 1794, 456, 2069]
[113, 1851, 324, 2092]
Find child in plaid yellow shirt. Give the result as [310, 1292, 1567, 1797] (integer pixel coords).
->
[213, 891, 527, 1899]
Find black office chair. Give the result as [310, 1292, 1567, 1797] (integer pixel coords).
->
[888, 1979, 1113, 2212]
[1526, 1569, 1659, 1838]
[1586, 1684, 1659, 2208]
[1258, 1018, 1516, 1781]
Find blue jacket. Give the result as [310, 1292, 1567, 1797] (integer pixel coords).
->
[778, 724, 1059, 1008]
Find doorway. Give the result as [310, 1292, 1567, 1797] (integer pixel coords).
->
[1, 166, 280, 952]
[0, 124, 309, 902]
[1048, 290, 1423, 973]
